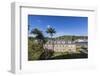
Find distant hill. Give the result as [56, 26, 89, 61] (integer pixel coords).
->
[28, 35, 88, 41]
[54, 35, 88, 41]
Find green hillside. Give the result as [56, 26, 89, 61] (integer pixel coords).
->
[54, 35, 88, 41]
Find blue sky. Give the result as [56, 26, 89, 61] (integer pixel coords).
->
[28, 15, 88, 37]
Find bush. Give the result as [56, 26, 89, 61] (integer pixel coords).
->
[39, 49, 54, 60]
[28, 39, 44, 60]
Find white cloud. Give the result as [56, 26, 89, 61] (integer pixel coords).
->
[54, 32, 65, 37]
[47, 25, 51, 28]
[28, 34, 36, 37]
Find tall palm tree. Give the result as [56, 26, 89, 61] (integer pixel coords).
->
[46, 26, 56, 51]
[71, 35, 75, 43]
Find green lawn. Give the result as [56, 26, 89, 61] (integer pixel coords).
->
[28, 50, 88, 61]
[49, 52, 88, 60]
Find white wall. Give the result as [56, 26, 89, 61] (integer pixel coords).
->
[0, 0, 100, 76]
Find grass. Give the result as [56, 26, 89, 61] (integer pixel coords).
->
[52, 52, 68, 57]
[28, 50, 88, 60]
[51, 53, 87, 59]
[47, 51, 87, 60]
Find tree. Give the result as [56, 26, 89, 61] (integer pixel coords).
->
[30, 28, 46, 48]
[71, 36, 76, 43]
[46, 26, 56, 51]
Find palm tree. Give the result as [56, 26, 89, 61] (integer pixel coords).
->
[31, 28, 46, 46]
[46, 26, 56, 51]
[71, 35, 75, 43]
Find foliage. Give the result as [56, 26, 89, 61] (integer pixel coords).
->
[39, 49, 54, 60]
[31, 28, 46, 43]
[28, 38, 54, 60]
[28, 39, 44, 60]
[46, 27, 56, 37]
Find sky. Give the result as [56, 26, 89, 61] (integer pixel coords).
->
[28, 15, 88, 37]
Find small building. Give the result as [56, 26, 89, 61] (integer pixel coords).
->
[75, 39, 88, 48]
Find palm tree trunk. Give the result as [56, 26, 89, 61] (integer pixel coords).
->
[52, 39, 54, 51]
[51, 36, 54, 51]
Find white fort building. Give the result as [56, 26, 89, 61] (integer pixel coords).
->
[44, 39, 87, 52]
